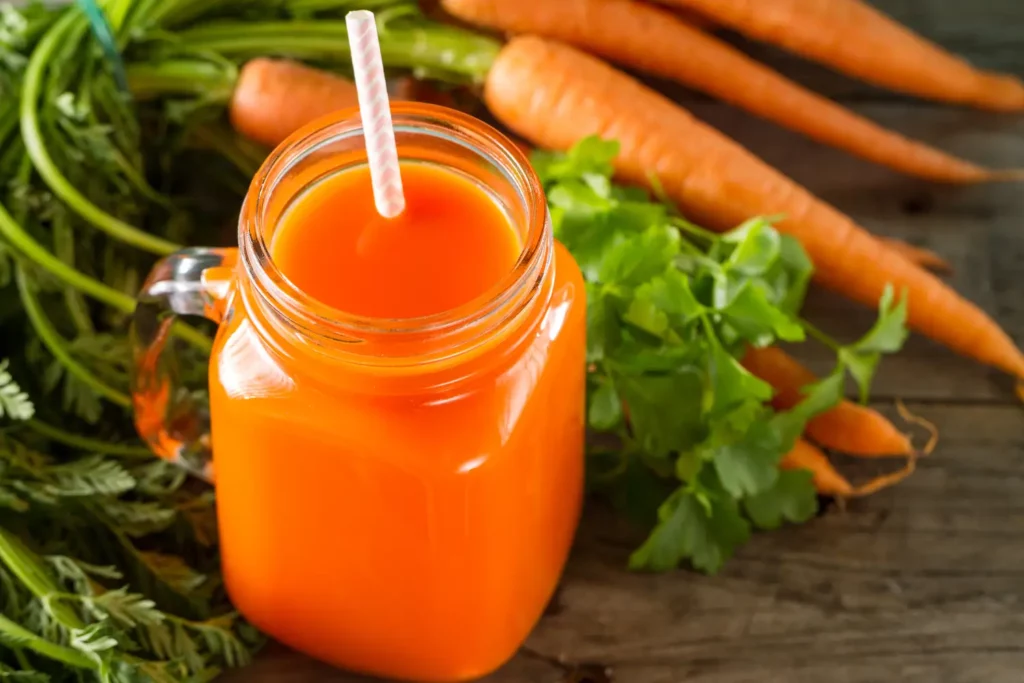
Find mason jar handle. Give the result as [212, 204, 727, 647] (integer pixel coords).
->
[130, 247, 237, 482]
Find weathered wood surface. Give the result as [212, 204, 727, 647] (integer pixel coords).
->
[228, 2, 1024, 681]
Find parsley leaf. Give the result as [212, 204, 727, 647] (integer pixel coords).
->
[706, 413, 784, 498]
[537, 136, 908, 575]
[616, 370, 706, 458]
[629, 488, 751, 574]
[852, 284, 910, 354]
[774, 235, 815, 315]
[599, 224, 680, 287]
[744, 469, 818, 530]
[588, 382, 623, 431]
[722, 217, 781, 275]
[532, 136, 619, 184]
[839, 285, 909, 402]
[708, 340, 773, 416]
[624, 270, 703, 339]
[720, 282, 805, 345]
[586, 283, 620, 362]
[771, 365, 846, 448]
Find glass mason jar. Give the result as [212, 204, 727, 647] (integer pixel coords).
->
[131, 104, 586, 682]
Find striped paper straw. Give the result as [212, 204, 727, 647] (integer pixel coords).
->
[346, 10, 406, 219]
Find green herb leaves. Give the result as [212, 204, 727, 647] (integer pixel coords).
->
[629, 487, 750, 574]
[537, 137, 908, 575]
[616, 371, 705, 458]
[0, 359, 33, 421]
[744, 469, 819, 530]
[0, 432, 259, 680]
[839, 285, 909, 402]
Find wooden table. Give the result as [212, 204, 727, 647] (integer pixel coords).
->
[229, 2, 1024, 681]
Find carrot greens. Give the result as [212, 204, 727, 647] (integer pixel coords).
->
[532, 137, 908, 573]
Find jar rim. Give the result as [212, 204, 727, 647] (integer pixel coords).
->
[238, 102, 550, 349]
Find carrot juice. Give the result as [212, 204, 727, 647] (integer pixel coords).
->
[271, 163, 522, 318]
[197, 105, 587, 682]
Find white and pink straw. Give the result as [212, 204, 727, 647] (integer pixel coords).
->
[346, 10, 406, 218]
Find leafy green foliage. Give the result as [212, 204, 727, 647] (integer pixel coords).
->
[744, 469, 819, 530]
[629, 486, 750, 574]
[0, 360, 34, 421]
[839, 285, 909, 402]
[536, 137, 909, 574]
[0, 431, 260, 680]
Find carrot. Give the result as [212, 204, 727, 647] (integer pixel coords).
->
[230, 59, 358, 148]
[782, 439, 916, 498]
[484, 37, 1024, 378]
[782, 439, 854, 497]
[879, 238, 952, 274]
[442, 0, 1012, 183]
[230, 58, 414, 149]
[649, 0, 1024, 112]
[656, 4, 714, 30]
[742, 347, 912, 457]
[484, 132, 945, 275]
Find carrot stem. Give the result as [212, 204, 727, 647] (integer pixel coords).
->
[175, 21, 500, 84]
[799, 319, 841, 352]
[126, 58, 238, 101]
[0, 201, 210, 352]
[21, 11, 180, 256]
[0, 614, 94, 670]
[16, 268, 131, 409]
[24, 420, 152, 458]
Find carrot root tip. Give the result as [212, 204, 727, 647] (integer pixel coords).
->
[847, 455, 918, 498]
[895, 399, 939, 456]
[988, 169, 1024, 183]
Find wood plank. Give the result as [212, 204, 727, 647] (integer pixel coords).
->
[222, 645, 564, 683]
[683, 101, 1024, 402]
[228, 403, 1024, 683]
[684, 0, 1024, 103]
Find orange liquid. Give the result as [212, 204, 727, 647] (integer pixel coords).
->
[272, 163, 522, 318]
[209, 161, 587, 681]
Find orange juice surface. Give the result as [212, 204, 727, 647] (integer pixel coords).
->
[209, 159, 587, 681]
[272, 163, 522, 318]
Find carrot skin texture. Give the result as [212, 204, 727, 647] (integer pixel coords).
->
[743, 347, 912, 457]
[781, 440, 853, 497]
[230, 58, 413, 149]
[443, 0, 1006, 183]
[231, 59, 359, 148]
[484, 37, 1024, 378]
[649, 0, 1024, 112]
[879, 238, 952, 274]
[663, 6, 714, 30]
